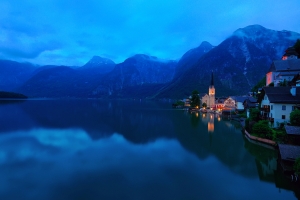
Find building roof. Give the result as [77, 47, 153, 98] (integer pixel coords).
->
[247, 97, 257, 103]
[285, 125, 300, 136]
[268, 59, 300, 73]
[243, 97, 258, 108]
[278, 144, 300, 161]
[199, 93, 207, 98]
[290, 73, 300, 85]
[230, 96, 249, 103]
[276, 71, 300, 77]
[262, 86, 300, 104]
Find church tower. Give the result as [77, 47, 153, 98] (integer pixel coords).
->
[208, 72, 215, 108]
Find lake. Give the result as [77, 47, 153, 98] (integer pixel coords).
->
[0, 99, 298, 200]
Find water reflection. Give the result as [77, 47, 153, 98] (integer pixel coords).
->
[0, 129, 296, 200]
[208, 113, 214, 132]
[0, 100, 297, 199]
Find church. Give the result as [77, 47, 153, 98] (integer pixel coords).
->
[201, 72, 215, 108]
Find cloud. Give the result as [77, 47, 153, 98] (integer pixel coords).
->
[0, 31, 62, 59]
[0, 0, 299, 66]
[0, 129, 293, 200]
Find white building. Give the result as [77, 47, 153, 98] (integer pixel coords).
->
[259, 86, 300, 127]
[266, 59, 300, 86]
[201, 72, 215, 108]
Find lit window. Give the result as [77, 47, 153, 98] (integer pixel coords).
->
[282, 115, 285, 119]
[282, 105, 286, 110]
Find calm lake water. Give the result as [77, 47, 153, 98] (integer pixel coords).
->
[0, 99, 298, 200]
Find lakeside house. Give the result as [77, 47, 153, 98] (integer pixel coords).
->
[266, 47, 300, 86]
[230, 96, 256, 111]
[243, 97, 258, 110]
[258, 46, 300, 127]
[278, 144, 300, 175]
[215, 97, 226, 110]
[285, 125, 300, 145]
[258, 86, 300, 127]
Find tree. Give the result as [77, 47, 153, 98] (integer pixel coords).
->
[279, 79, 287, 86]
[202, 102, 207, 108]
[190, 90, 200, 108]
[294, 157, 300, 175]
[290, 109, 300, 126]
[251, 77, 266, 92]
[0, 91, 28, 99]
[249, 108, 260, 122]
[294, 39, 300, 58]
[252, 120, 272, 138]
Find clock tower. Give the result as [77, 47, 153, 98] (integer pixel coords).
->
[208, 72, 215, 108]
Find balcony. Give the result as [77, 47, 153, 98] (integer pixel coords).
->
[260, 105, 270, 113]
[259, 115, 274, 122]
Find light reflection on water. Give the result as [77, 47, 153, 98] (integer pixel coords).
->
[0, 100, 298, 200]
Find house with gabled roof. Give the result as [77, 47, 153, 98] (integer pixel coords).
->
[223, 97, 235, 109]
[285, 125, 300, 145]
[282, 47, 299, 60]
[266, 59, 300, 86]
[278, 144, 300, 174]
[243, 96, 258, 110]
[258, 86, 300, 126]
[230, 96, 252, 111]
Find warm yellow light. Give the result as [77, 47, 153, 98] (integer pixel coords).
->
[208, 122, 214, 132]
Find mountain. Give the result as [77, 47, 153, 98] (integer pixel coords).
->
[18, 56, 116, 98]
[5, 25, 300, 99]
[18, 54, 177, 98]
[19, 66, 79, 97]
[91, 54, 177, 98]
[174, 41, 214, 78]
[18, 65, 109, 98]
[79, 56, 115, 73]
[155, 25, 300, 98]
[0, 60, 38, 91]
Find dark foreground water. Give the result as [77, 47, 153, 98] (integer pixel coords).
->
[0, 99, 298, 200]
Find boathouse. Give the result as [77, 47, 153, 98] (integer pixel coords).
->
[278, 144, 300, 174]
[285, 125, 300, 145]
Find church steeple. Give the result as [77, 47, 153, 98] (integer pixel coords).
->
[208, 71, 215, 108]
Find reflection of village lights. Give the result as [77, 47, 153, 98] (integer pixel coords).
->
[218, 116, 221, 121]
[208, 122, 214, 132]
[202, 114, 205, 117]
[196, 112, 199, 117]
[210, 115, 212, 119]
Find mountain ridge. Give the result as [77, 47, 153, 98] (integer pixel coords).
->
[154, 24, 300, 98]
[0, 24, 299, 99]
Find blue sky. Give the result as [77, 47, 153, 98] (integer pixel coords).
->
[0, 0, 300, 66]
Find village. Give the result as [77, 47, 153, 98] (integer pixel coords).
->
[178, 45, 300, 181]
